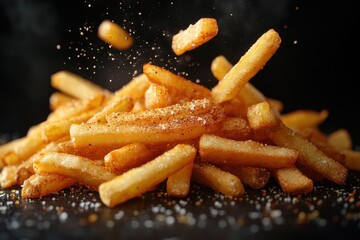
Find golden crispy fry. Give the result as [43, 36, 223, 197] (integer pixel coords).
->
[51, 70, 108, 100]
[0, 165, 17, 188]
[280, 109, 329, 131]
[143, 63, 211, 101]
[3, 134, 46, 166]
[247, 101, 280, 133]
[192, 161, 244, 197]
[217, 117, 253, 141]
[328, 128, 353, 150]
[42, 109, 98, 142]
[49, 92, 74, 110]
[98, 19, 133, 50]
[33, 152, 116, 190]
[199, 134, 298, 168]
[0, 137, 27, 165]
[218, 165, 270, 189]
[112, 73, 150, 102]
[269, 125, 348, 185]
[172, 18, 218, 56]
[266, 97, 284, 113]
[57, 141, 116, 160]
[47, 94, 106, 122]
[107, 98, 220, 126]
[296, 163, 324, 182]
[104, 143, 163, 174]
[211, 29, 281, 103]
[342, 149, 360, 171]
[300, 131, 345, 165]
[166, 162, 194, 198]
[21, 173, 77, 199]
[211, 55, 233, 81]
[144, 83, 172, 109]
[71, 99, 226, 147]
[87, 96, 133, 124]
[99, 144, 196, 207]
[271, 166, 313, 195]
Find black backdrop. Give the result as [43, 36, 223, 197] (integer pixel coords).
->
[0, 0, 359, 144]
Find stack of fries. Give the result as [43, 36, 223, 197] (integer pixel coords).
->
[1, 18, 359, 208]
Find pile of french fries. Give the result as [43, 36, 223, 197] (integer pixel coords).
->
[1, 18, 359, 208]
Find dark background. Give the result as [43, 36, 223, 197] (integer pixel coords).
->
[0, 0, 359, 144]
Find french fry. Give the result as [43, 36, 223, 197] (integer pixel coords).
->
[211, 55, 233, 81]
[172, 18, 218, 56]
[99, 144, 196, 207]
[192, 161, 245, 197]
[327, 128, 353, 150]
[199, 134, 298, 169]
[49, 92, 74, 110]
[166, 162, 194, 198]
[247, 102, 348, 185]
[0, 165, 17, 188]
[217, 117, 253, 141]
[270, 166, 313, 195]
[342, 149, 360, 171]
[71, 99, 226, 147]
[33, 152, 116, 190]
[98, 19, 133, 50]
[112, 73, 150, 102]
[87, 96, 133, 124]
[21, 173, 77, 199]
[247, 101, 280, 134]
[269, 125, 348, 185]
[104, 143, 163, 174]
[106, 98, 221, 126]
[144, 83, 172, 109]
[280, 109, 329, 131]
[143, 63, 211, 101]
[42, 109, 99, 142]
[51, 70, 108, 100]
[218, 165, 270, 189]
[0, 137, 27, 165]
[47, 93, 106, 122]
[211, 29, 281, 103]
[57, 140, 121, 160]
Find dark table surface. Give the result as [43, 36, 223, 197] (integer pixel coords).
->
[1, 0, 360, 239]
[1, 170, 359, 240]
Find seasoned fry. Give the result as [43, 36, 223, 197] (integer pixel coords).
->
[166, 162, 194, 198]
[280, 109, 329, 131]
[51, 70, 107, 100]
[342, 149, 360, 171]
[172, 18, 218, 56]
[33, 152, 116, 190]
[98, 19, 133, 50]
[218, 165, 270, 189]
[211, 29, 281, 103]
[199, 134, 298, 169]
[99, 144, 196, 207]
[0, 165, 17, 188]
[87, 96, 133, 124]
[143, 63, 211, 101]
[49, 92, 74, 110]
[211, 55, 233, 81]
[104, 143, 163, 174]
[328, 128, 353, 150]
[21, 173, 77, 199]
[71, 100, 226, 147]
[144, 83, 172, 109]
[217, 117, 253, 141]
[269, 125, 348, 185]
[107, 98, 220, 126]
[192, 161, 245, 197]
[271, 166, 313, 195]
[112, 73, 150, 102]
